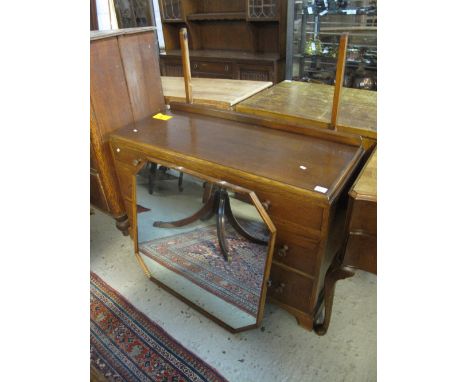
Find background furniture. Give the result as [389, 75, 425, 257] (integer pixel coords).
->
[236, 80, 377, 149]
[114, 0, 156, 28]
[90, 27, 166, 235]
[161, 76, 272, 110]
[158, 0, 287, 83]
[315, 147, 377, 335]
[286, 0, 377, 89]
[109, 103, 365, 331]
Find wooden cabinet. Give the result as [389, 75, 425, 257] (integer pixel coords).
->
[90, 27, 166, 234]
[158, 0, 286, 83]
[108, 104, 365, 331]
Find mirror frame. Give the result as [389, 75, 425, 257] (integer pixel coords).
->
[130, 156, 277, 332]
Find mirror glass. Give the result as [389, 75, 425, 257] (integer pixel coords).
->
[135, 162, 275, 331]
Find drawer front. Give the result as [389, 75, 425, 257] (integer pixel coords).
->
[252, 188, 323, 237]
[268, 264, 315, 313]
[225, 177, 324, 235]
[344, 233, 377, 274]
[112, 144, 145, 167]
[349, 199, 377, 235]
[192, 61, 232, 75]
[273, 230, 321, 275]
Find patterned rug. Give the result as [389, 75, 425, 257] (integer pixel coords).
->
[139, 223, 268, 317]
[90, 272, 227, 382]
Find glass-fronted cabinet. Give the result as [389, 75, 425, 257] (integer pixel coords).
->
[287, 0, 377, 90]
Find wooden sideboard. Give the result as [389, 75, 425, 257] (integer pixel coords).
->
[108, 104, 365, 331]
[158, 0, 287, 83]
[160, 50, 284, 83]
[90, 27, 166, 234]
[315, 148, 377, 335]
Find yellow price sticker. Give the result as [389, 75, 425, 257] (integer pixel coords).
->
[152, 113, 173, 121]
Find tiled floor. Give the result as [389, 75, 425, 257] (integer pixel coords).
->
[91, 209, 376, 382]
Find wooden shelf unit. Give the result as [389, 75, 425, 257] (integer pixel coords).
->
[158, 0, 286, 83]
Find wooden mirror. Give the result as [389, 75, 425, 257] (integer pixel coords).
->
[132, 159, 276, 332]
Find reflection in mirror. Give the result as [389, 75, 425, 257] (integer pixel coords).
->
[135, 162, 273, 331]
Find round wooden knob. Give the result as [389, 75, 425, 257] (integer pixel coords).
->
[261, 200, 271, 211]
[194, 63, 198, 69]
[277, 244, 289, 257]
[132, 158, 141, 166]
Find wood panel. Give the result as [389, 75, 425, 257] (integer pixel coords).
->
[90, 28, 165, 235]
[236, 81, 377, 139]
[90, 38, 134, 136]
[161, 76, 272, 109]
[118, 32, 166, 121]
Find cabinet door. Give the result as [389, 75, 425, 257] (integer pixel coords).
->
[159, 0, 183, 21]
[246, 0, 279, 21]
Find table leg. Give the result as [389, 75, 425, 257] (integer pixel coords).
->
[216, 190, 231, 262]
[313, 256, 355, 335]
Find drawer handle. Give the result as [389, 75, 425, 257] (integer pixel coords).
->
[225, 64, 229, 71]
[277, 244, 289, 257]
[132, 158, 142, 167]
[261, 200, 271, 211]
[194, 63, 198, 69]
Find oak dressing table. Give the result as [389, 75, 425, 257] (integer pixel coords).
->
[109, 103, 365, 331]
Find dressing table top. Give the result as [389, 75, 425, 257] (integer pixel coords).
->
[110, 109, 363, 200]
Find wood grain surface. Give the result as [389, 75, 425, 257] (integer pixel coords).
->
[111, 110, 360, 197]
[236, 81, 377, 138]
[162, 77, 272, 109]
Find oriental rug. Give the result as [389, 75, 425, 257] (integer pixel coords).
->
[139, 223, 268, 317]
[90, 272, 227, 382]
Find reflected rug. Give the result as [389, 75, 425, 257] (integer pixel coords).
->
[90, 273, 227, 382]
[139, 223, 268, 317]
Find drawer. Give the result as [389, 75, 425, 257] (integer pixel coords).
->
[252, 189, 324, 236]
[273, 230, 321, 275]
[112, 144, 145, 167]
[344, 233, 377, 274]
[268, 264, 315, 313]
[232, 184, 323, 236]
[192, 61, 232, 75]
[349, 199, 377, 235]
